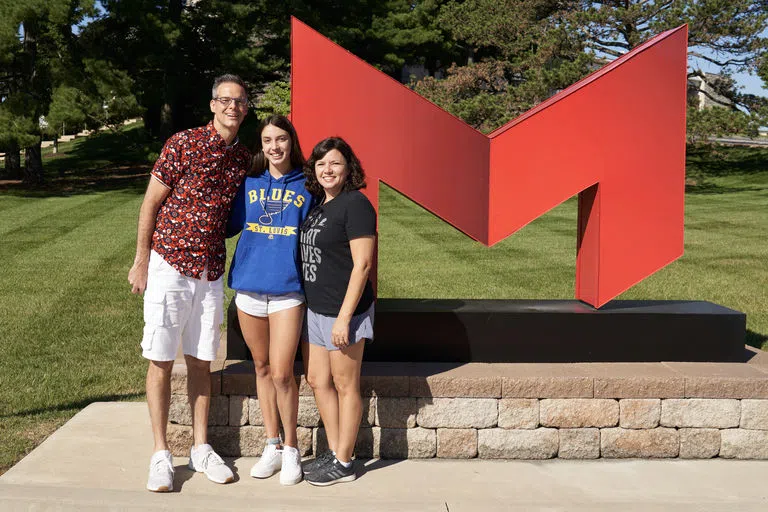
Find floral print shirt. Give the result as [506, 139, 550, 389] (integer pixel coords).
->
[151, 122, 251, 280]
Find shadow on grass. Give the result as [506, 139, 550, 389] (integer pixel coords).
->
[687, 145, 768, 177]
[0, 392, 145, 419]
[745, 329, 768, 351]
[685, 144, 768, 195]
[0, 125, 160, 198]
[685, 181, 766, 195]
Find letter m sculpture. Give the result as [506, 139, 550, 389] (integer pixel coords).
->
[290, 18, 688, 308]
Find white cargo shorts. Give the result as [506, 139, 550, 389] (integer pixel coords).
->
[141, 251, 224, 362]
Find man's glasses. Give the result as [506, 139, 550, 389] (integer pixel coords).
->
[213, 97, 248, 109]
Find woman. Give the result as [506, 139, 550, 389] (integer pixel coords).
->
[227, 115, 313, 485]
[299, 137, 376, 486]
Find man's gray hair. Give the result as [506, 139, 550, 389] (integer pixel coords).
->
[212, 74, 247, 99]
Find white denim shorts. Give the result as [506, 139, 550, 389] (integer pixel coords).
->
[234, 290, 305, 318]
[141, 250, 224, 362]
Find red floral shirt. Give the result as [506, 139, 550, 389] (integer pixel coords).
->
[151, 122, 251, 280]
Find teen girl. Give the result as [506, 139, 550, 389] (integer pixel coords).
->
[227, 115, 313, 485]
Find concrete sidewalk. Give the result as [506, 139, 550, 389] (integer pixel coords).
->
[1, 403, 767, 511]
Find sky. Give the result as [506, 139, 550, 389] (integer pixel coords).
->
[727, 71, 765, 98]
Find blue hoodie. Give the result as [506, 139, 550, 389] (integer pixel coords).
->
[227, 167, 314, 295]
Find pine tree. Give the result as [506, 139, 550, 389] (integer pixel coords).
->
[571, 0, 768, 112]
[0, 0, 95, 184]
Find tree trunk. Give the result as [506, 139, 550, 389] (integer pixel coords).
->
[4, 142, 22, 179]
[24, 142, 44, 185]
[159, 102, 174, 141]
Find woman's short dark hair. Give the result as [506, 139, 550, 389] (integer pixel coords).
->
[251, 115, 306, 176]
[304, 137, 366, 197]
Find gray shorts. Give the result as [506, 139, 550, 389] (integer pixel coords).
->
[305, 303, 374, 351]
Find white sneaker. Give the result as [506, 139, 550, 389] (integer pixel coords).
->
[188, 444, 234, 484]
[280, 445, 303, 486]
[147, 450, 174, 492]
[250, 443, 282, 478]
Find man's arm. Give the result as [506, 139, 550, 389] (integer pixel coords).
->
[128, 177, 172, 294]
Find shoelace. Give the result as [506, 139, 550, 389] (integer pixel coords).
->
[199, 450, 225, 469]
[151, 457, 172, 473]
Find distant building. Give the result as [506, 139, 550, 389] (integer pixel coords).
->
[400, 63, 444, 84]
[687, 73, 733, 110]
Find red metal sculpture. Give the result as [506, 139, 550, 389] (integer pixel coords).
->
[290, 18, 688, 308]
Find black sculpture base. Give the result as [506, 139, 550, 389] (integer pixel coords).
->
[226, 299, 746, 363]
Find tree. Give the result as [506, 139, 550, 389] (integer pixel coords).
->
[414, 0, 593, 132]
[368, 0, 461, 77]
[413, 0, 768, 135]
[571, 1, 768, 113]
[46, 60, 142, 137]
[0, 0, 95, 183]
[686, 106, 760, 145]
[254, 80, 291, 118]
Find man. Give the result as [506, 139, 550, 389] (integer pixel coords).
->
[128, 74, 251, 492]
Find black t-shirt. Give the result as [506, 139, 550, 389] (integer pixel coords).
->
[300, 190, 376, 316]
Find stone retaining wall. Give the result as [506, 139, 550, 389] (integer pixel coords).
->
[167, 354, 768, 460]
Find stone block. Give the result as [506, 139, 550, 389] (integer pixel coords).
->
[247, 397, 263, 426]
[313, 427, 381, 459]
[619, 399, 660, 429]
[376, 398, 419, 428]
[380, 428, 436, 459]
[169, 394, 192, 425]
[360, 375, 410, 397]
[477, 428, 558, 459]
[313, 427, 324, 454]
[298, 396, 320, 427]
[679, 428, 720, 459]
[745, 346, 768, 367]
[502, 377, 592, 398]
[410, 371, 501, 398]
[687, 378, 768, 399]
[740, 399, 768, 430]
[170, 364, 187, 395]
[171, 360, 222, 396]
[362, 397, 376, 426]
[297, 427, 313, 456]
[222, 360, 255, 396]
[297, 374, 314, 396]
[208, 425, 266, 457]
[720, 429, 768, 459]
[417, 398, 497, 429]
[660, 399, 740, 428]
[594, 378, 685, 398]
[437, 429, 478, 459]
[540, 399, 618, 428]
[558, 428, 600, 459]
[209, 395, 229, 426]
[167, 424, 192, 457]
[664, 362, 768, 399]
[498, 399, 539, 429]
[601, 428, 678, 458]
[168, 394, 228, 426]
[229, 395, 248, 426]
[355, 427, 381, 458]
[586, 363, 684, 398]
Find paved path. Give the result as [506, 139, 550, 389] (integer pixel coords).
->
[1, 402, 767, 511]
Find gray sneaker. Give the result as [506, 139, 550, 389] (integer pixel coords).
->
[146, 450, 174, 492]
[306, 458, 356, 486]
[302, 450, 335, 475]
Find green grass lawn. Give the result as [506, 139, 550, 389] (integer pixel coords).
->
[0, 130, 766, 475]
